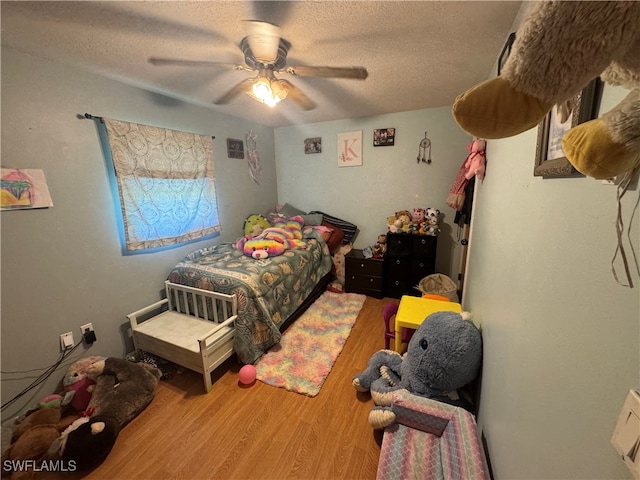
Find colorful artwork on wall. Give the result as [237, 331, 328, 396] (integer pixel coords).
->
[1, 168, 53, 210]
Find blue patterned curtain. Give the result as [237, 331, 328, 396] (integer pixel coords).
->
[104, 118, 220, 250]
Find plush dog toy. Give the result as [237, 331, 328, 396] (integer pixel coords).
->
[237, 215, 306, 259]
[352, 311, 482, 429]
[452, 1, 640, 179]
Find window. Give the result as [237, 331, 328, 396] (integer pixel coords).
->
[103, 118, 220, 251]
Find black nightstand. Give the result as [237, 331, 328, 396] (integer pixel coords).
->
[345, 249, 384, 298]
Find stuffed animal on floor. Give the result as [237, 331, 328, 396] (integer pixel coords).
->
[352, 311, 482, 429]
[57, 357, 161, 471]
[237, 215, 307, 259]
[63, 355, 106, 412]
[452, 1, 640, 179]
[1, 407, 80, 480]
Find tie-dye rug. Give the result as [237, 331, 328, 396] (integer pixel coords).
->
[255, 291, 366, 397]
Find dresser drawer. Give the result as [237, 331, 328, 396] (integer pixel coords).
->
[386, 233, 411, 257]
[412, 235, 437, 257]
[345, 256, 384, 277]
[346, 273, 383, 294]
[386, 256, 411, 277]
[385, 278, 411, 298]
[411, 258, 436, 282]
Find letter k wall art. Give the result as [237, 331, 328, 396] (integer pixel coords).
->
[337, 131, 363, 167]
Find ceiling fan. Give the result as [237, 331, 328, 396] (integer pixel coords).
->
[148, 21, 368, 110]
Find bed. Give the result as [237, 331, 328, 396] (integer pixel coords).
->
[167, 227, 333, 364]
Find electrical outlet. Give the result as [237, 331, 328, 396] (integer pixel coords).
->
[80, 322, 94, 336]
[81, 322, 97, 344]
[60, 332, 74, 350]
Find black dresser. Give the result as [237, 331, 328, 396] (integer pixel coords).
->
[384, 232, 437, 298]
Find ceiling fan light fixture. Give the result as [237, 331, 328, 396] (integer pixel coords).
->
[247, 74, 288, 107]
[250, 76, 273, 104]
[271, 80, 288, 103]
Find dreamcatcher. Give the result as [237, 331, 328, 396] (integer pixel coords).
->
[417, 132, 432, 164]
[246, 130, 261, 185]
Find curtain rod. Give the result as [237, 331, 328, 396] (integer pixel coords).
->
[80, 112, 104, 123]
[79, 113, 216, 139]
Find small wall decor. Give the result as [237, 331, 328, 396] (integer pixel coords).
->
[417, 132, 432, 164]
[337, 130, 362, 167]
[245, 130, 261, 185]
[1, 168, 53, 210]
[373, 128, 395, 147]
[227, 138, 244, 159]
[498, 32, 516, 76]
[304, 137, 322, 154]
[534, 78, 601, 178]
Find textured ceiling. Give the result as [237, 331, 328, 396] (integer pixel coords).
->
[1, 1, 522, 128]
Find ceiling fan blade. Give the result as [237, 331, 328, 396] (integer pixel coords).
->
[214, 78, 255, 105]
[245, 20, 281, 64]
[285, 65, 368, 80]
[148, 57, 247, 70]
[279, 80, 317, 111]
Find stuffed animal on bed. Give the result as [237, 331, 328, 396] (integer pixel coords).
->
[352, 311, 482, 429]
[452, 1, 640, 179]
[243, 214, 271, 237]
[237, 215, 307, 259]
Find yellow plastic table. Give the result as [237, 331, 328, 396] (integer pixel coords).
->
[394, 295, 462, 352]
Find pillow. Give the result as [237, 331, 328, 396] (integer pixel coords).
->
[301, 213, 323, 226]
[277, 204, 323, 226]
[321, 220, 344, 253]
[312, 225, 333, 242]
[279, 203, 307, 218]
[309, 211, 358, 244]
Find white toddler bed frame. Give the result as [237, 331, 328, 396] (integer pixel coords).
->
[127, 281, 238, 392]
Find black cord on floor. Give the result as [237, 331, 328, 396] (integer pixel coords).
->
[1, 342, 83, 412]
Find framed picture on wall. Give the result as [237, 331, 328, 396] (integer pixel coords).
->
[227, 138, 244, 159]
[533, 78, 601, 177]
[373, 128, 395, 146]
[304, 137, 322, 154]
[337, 130, 362, 167]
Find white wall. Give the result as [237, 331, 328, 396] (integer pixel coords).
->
[466, 83, 639, 479]
[274, 109, 472, 278]
[0, 47, 278, 421]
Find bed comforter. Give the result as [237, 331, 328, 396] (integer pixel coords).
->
[167, 229, 332, 364]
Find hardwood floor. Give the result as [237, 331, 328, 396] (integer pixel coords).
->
[61, 295, 392, 480]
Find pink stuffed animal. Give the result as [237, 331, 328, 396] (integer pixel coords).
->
[412, 208, 426, 223]
[464, 138, 486, 180]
